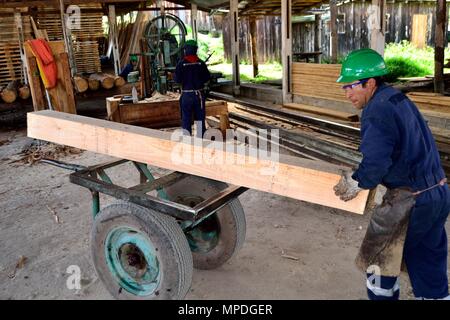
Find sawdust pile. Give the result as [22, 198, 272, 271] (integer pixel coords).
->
[143, 91, 180, 102]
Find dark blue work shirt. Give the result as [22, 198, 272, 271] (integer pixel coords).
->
[352, 84, 445, 190]
[174, 57, 211, 90]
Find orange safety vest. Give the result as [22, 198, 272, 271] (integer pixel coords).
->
[27, 39, 57, 89]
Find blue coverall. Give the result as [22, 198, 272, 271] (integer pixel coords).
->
[174, 49, 211, 137]
[352, 84, 450, 300]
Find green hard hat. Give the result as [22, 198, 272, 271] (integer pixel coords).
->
[184, 39, 198, 48]
[130, 55, 138, 62]
[336, 48, 389, 83]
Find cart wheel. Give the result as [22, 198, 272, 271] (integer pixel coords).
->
[164, 176, 246, 270]
[91, 202, 193, 300]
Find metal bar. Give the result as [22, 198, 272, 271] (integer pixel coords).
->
[70, 172, 196, 220]
[209, 91, 360, 138]
[229, 112, 362, 166]
[83, 159, 128, 172]
[40, 158, 87, 172]
[97, 169, 113, 184]
[130, 171, 188, 193]
[92, 190, 100, 218]
[192, 185, 248, 222]
[133, 162, 168, 199]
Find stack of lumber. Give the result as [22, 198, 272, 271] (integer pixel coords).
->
[72, 74, 124, 93]
[292, 63, 347, 102]
[0, 11, 33, 87]
[73, 41, 101, 74]
[406, 92, 450, 114]
[72, 4, 103, 75]
[36, 8, 63, 40]
[27, 110, 371, 215]
[118, 12, 151, 70]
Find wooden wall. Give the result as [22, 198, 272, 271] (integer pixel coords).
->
[223, 0, 443, 64]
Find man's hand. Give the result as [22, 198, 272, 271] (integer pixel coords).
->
[334, 169, 363, 201]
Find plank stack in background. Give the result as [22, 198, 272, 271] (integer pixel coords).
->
[36, 7, 63, 40]
[72, 4, 103, 74]
[407, 92, 450, 131]
[0, 10, 33, 88]
[73, 41, 101, 73]
[292, 63, 347, 102]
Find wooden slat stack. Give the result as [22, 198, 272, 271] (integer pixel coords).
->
[0, 12, 33, 88]
[292, 63, 347, 102]
[36, 8, 63, 40]
[72, 4, 103, 75]
[73, 41, 101, 74]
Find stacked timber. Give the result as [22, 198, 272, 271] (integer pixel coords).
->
[36, 8, 63, 41]
[73, 41, 102, 74]
[406, 92, 450, 114]
[0, 10, 33, 87]
[292, 63, 347, 102]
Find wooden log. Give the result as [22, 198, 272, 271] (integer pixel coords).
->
[73, 76, 88, 93]
[114, 76, 126, 87]
[0, 80, 19, 103]
[18, 85, 30, 100]
[87, 78, 100, 91]
[27, 110, 370, 215]
[89, 73, 114, 89]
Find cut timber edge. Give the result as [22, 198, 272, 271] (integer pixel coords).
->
[27, 110, 370, 215]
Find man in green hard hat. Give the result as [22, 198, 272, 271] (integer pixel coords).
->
[120, 54, 139, 81]
[333, 48, 449, 300]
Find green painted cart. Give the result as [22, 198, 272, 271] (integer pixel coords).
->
[43, 158, 248, 300]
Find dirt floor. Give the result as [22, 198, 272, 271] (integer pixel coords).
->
[1, 127, 449, 300]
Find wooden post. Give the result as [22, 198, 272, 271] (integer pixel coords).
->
[330, 0, 338, 63]
[230, 0, 240, 96]
[434, 0, 446, 94]
[249, 16, 259, 78]
[191, 3, 198, 41]
[369, 0, 386, 56]
[15, 12, 28, 85]
[109, 5, 121, 76]
[60, 0, 77, 76]
[282, 0, 293, 103]
[314, 14, 321, 63]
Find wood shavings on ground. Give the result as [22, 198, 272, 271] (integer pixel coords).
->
[11, 140, 83, 165]
[7, 256, 27, 279]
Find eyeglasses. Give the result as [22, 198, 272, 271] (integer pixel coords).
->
[342, 79, 368, 90]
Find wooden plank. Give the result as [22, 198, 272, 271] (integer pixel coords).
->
[283, 103, 359, 121]
[25, 54, 46, 111]
[27, 110, 370, 215]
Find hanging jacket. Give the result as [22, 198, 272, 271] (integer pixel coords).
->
[28, 39, 58, 89]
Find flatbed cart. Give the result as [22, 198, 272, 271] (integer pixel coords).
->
[42, 158, 248, 300]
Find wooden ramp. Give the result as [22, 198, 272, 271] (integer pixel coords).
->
[27, 110, 370, 215]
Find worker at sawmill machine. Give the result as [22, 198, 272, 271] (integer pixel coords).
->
[119, 54, 139, 82]
[174, 39, 211, 137]
[333, 48, 450, 300]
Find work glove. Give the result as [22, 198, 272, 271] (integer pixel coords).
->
[333, 169, 363, 201]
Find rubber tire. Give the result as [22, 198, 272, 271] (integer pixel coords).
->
[164, 176, 246, 270]
[91, 202, 193, 300]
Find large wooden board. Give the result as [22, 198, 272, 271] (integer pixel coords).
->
[27, 110, 370, 215]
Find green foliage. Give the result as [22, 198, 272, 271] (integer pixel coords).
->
[209, 62, 282, 84]
[383, 41, 437, 82]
